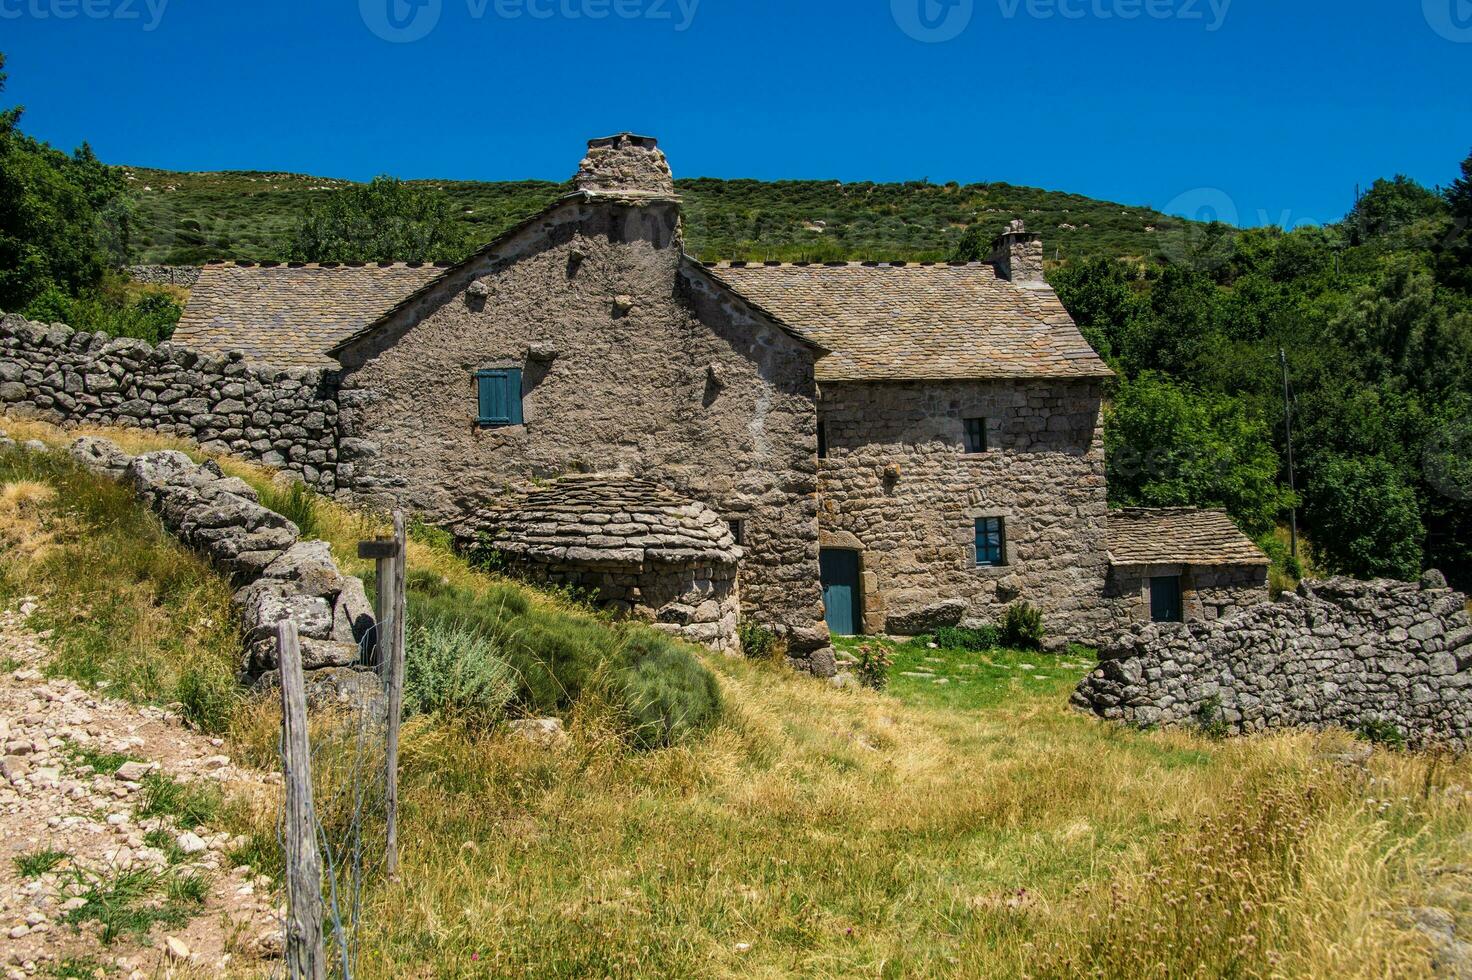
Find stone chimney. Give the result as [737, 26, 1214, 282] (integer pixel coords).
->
[573, 134, 676, 198]
[989, 219, 1045, 284]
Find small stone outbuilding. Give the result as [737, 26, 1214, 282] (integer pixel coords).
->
[1104, 508, 1270, 627]
[465, 475, 742, 652]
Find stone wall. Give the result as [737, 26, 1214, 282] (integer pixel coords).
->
[332, 196, 833, 674]
[0, 313, 340, 491]
[511, 558, 740, 653]
[126, 265, 202, 288]
[1072, 573, 1472, 750]
[67, 437, 380, 703]
[1104, 563, 1270, 628]
[817, 378, 1110, 645]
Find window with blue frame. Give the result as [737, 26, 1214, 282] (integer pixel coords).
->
[963, 417, 988, 454]
[475, 368, 523, 428]
[975, 517, 1006, 567]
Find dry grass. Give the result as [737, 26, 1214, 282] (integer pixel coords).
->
[7, 414, 1470, 977]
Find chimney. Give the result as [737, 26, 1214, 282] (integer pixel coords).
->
[573, 134, 677, 198]
[989, 219, 1045, 284]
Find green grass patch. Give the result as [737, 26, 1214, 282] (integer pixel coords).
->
[14, 848, 70, 877]
[62, 867, 208, 944]
[63, 744, 131, 777]
[137, 772, 223, 827]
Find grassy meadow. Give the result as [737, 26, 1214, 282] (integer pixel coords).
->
[1, 417, 1469, 978]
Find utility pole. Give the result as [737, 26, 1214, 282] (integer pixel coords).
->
[1280, 349, 1299, 564]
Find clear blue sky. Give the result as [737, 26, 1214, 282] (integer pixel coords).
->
[2, 0, 1469, 226]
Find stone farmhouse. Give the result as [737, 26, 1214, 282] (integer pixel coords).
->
[160, 134, 1270, 673]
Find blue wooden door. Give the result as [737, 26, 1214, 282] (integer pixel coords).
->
[1150, 575, 1183, 623]
[820, 549, 862, 636]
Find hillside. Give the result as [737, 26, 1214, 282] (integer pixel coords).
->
[2, 418, 1469, 977]
[122, 165, 1192, 266]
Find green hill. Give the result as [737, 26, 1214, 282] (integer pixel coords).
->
[122, 165, 1193, 266]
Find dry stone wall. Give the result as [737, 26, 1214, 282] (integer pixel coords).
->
[66, 436, 380, 703]
[0, 313, 341, 491]
[1073, 573, 1472, 750]
[126, 265, 202, 288]
[818, 378, 1110, 645]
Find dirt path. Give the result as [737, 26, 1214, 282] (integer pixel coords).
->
[0, 603, 280, 979]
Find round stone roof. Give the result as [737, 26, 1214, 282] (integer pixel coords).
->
[475, 475, 740, 568]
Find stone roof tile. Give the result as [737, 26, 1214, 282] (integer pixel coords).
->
[702, 262, 1114, 382]
[174, 262, 448, 368]
[1107, 508, 1269, 566]
[472, 475, 739, 567]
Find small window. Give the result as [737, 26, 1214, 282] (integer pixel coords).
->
[817, 421, 828, 459]
[476, 368, 523, 428]
[1151, 575, 1183, 623]
[729, 519, 745, 547]
[975, 517, 1006, 567]
[963, 417, 989, 454]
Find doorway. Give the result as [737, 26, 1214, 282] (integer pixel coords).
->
[820, 549, 863, 636]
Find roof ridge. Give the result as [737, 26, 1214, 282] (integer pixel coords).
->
[202, 260, 457, 269]
[702, 260, 990, 269]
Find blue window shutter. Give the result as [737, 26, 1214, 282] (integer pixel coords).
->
[475, 368, 523, 427]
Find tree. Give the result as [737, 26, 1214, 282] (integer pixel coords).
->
[0, 51, 130, 311]
[1437, 149, 1472, 294]
[1104, 373, 1294, 537]
[1302, 455, 1424, 581]
[289, 176, 462, 263]
[1347, 175, 1446, 245]
[1048, 257, 1144, 361]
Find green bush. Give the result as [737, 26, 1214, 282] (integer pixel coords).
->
[1356, 718, 1407, 750]
[255, 479, 322, 541]
[405, 578, 720, 748]
[931, 625, 1000, 651]
[613, 630, 723, 749]
[404, 618, 518, 726]
[737, 621, 784, 662]
[1000, 602, 1045, 651]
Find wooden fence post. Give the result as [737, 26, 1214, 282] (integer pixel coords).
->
[278, 620, 327, 980]
[384, 510, 407, 877]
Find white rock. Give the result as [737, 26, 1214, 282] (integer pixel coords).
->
[177, 832, 208, 855]
[164, 936, 191, 961]
[113, 761, 155, 781]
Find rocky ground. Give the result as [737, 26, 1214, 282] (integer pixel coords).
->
[0, 604, 280, 979]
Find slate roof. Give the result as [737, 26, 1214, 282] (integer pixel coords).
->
[701, 262, 1113, 382]
[1107, 508, 1269, 567]
[473, 475, 740, 568]
[174, 262, 449, 368]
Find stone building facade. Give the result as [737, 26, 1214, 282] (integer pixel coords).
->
[4, 133, 1286, 667]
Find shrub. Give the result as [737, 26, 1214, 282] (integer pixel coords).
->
[614, 629, 723, 749]
[737, 621, 785, 662]
[932, 625, 1000, 651]
[1356, 718, 1407, 750]
[406, 578, 720, 748]
[854, 643, 892, 691]
[404, 618, 517, 726]
[174, 667, 239, 734]
[999, 602, 1044, 650]
[1195, 695, 1231, 741]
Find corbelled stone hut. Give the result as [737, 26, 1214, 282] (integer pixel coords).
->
[1104, 508, 1270, 626]
[466, 475, 742, 651]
